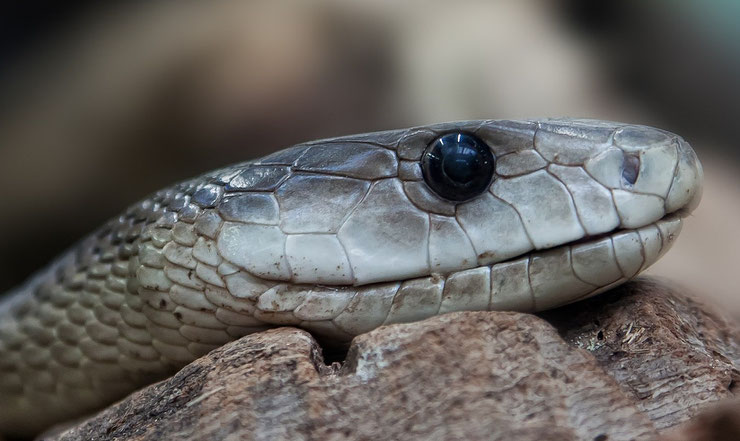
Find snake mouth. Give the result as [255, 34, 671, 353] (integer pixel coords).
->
[291, 213, 685, 344]
[478, 213, 684, 313]
[568, 205, 692, 248]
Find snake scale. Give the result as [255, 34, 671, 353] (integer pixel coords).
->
[0, 119, 702, 437]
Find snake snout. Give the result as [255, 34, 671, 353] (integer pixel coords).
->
[582, 125, 702, 228]
[667, 138, 703, 214]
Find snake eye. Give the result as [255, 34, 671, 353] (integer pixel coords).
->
[421, 132, 495, 202]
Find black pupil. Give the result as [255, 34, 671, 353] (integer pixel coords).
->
[421, 132, 495, 202]
[442, 144, 480, 183]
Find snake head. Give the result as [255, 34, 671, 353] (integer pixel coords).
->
[133, 118, 702, 339]
[199, 119, 701, 285]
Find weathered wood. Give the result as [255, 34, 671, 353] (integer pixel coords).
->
[44, 278, 738, 441]
[543, 277, 740, 430]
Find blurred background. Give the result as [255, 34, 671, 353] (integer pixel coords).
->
[0, 0, 738, 317]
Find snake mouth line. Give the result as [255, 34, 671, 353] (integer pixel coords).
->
[515, 212, 681, 266]
[568, 226, 651, 248]
[570, 209, 689, 248]
[248, 214, 683, 347]
[439, 212, 682, 281]
[432, 213, 684, 313]
[354, 213, 686, 293]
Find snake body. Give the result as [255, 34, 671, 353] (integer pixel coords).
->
[0, 119, 702, 437]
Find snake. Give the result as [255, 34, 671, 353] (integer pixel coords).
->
[0, 119, 702, 437]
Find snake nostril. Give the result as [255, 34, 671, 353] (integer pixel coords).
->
[621, 154, 640, 186]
